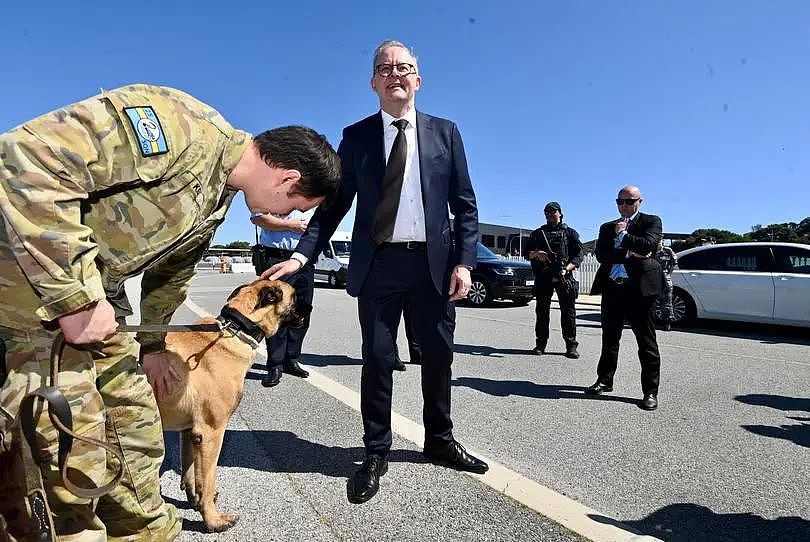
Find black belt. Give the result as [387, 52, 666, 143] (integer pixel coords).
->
[262, 246, 293, 258]
[381, 241, 426, 251]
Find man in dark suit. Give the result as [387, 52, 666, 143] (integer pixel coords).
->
[586, 186, 663, 410]
[265, 40, 488, 503]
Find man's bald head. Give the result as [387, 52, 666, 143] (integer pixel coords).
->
[616, 185, 644, 217]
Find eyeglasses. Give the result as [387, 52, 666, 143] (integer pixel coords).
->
[616, 198, 640, 205]
[375, 63, 417, 77]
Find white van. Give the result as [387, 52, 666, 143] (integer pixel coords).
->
[314, 231, 351, 287]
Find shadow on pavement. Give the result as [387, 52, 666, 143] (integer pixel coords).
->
[162, 429, 426, 479]
[589, 502, 810, 542]
[452, 377, 640, 405]
[454, 343, 538, 357]
[734, 393, 810, 448]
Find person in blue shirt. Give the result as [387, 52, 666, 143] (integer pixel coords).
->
[251, 210, 315, 386]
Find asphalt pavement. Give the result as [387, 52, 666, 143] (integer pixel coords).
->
[125, 272, 810, 542]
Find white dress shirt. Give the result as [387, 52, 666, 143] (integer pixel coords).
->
[380, 108, 426, 242]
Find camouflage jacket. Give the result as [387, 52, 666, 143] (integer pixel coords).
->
[0, 84, 251, 351]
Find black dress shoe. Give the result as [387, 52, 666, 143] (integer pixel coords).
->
[531, 344, 546, 355]
[346, 455, 388, 504]
[283, 361, 309, 379]
[393, 358, 407, 372]
[262, 366, 282, 387]
[584, 381, 613, 395]
[565, 345, 580, 359]
[640, 393, 658, 410]
[409, 352, 422, 365]
[423, 440, 488, 474]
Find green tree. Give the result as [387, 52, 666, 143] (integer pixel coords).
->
[225, 241, 251, 249]
[672, 229, 743, 252]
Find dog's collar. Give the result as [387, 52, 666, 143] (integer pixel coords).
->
[216, 306, 265, 349]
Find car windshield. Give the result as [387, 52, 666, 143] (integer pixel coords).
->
[477, 243, 498, 260]
[332, 241, 351, 257]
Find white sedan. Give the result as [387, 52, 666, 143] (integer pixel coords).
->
[670, 242, 810, 328]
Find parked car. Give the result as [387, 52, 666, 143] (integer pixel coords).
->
[466, 243, 534, 306]
[314, 231, 351, 288]
[668, 242, 810, 327]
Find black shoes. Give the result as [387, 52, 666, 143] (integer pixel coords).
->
[261, 366, 282, 387]
[565, 344, 580, 359]
[423, 440, 489, 474]
[532, 343, 546, 355]
[347, 455, 388, 504]
[640, 393, 658, 410]
[283, 361, 309, 379]
[409, 352, 422, 365]
[584, 381, 613, 395]
[393, 356, 407, 371]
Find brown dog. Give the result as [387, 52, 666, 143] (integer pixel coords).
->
[155, 278, 304, 532]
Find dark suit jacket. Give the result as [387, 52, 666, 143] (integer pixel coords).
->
[590, 212, 663, 297]
[295, 111, 478, 297]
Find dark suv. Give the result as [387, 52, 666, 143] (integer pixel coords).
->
[466, 243, 534, 306]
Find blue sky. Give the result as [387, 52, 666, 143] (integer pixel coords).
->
[2, 1, 808, 243]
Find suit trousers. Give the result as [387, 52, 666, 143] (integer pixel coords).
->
[357, 244, 456, 456]
[264, 260, 314, 369]
[596, 281, 661, 395]
[534, 277, 578, 349]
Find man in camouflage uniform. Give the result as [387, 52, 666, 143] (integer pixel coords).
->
[655, 239, 678, 331]
[0, 84, 340, 540]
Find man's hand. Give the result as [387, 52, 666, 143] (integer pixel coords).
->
[58, 299, 118, 344]
[529, 250, 549, 262]
[142, 352, 181, 402]
[615, 217, 629, 235]
[289, 218, 308, 234]
[449, 265, 472, 302]
[262, 258, 303, 280]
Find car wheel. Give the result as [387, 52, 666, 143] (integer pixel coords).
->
[670, 288, 696, 325]
[328, 272, 338, 288]
[512, 296, 532, 306]
[467, 279, 491, 306]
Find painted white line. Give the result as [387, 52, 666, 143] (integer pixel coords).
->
[183, 299, 661, 542]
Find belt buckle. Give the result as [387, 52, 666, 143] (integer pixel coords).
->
[613, 277, 626, 285]
[405, 241, 420, 250]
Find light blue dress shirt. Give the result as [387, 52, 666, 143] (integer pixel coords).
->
[609, 211, 639, 280]
[253, 209, 315, 250]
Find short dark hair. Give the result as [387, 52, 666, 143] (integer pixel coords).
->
[253, 126, 341, 204]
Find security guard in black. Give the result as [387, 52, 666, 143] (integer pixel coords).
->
[523, 201, 584, 358]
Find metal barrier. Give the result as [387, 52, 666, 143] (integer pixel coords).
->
[499, 254, 599, 294]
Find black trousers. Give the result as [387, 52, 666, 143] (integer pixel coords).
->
[264, 259, 315, 370]
[596, 281, 661, 395]
[394, 301, 422, 361]
[357, 244, 456, 456]
[534, 277, 578, 349]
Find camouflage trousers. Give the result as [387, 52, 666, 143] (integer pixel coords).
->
[0, 325, 180, 541]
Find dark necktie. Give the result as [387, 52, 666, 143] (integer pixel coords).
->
[372, 119, 409, 245]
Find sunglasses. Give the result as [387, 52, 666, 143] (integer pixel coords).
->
[616, 198, 639, 205]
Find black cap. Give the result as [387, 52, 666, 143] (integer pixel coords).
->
[544, 201, 562, 214]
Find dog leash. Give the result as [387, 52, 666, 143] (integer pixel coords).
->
[118, 320, 261, 349]
[11, 333, 128, 541]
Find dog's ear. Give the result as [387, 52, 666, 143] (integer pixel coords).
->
[227, 285, 246, 301]
[255, 285, 284, 309]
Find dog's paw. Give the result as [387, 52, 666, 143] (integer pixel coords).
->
[205, 512, 239, 532]
[185, 490, 201, 511]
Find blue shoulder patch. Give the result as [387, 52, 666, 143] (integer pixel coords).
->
[123, 106, 169, 157]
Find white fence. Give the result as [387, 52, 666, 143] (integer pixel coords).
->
[500, 254, 599, 294]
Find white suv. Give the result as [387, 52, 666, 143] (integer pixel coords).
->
[670, 242, 810, 327]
